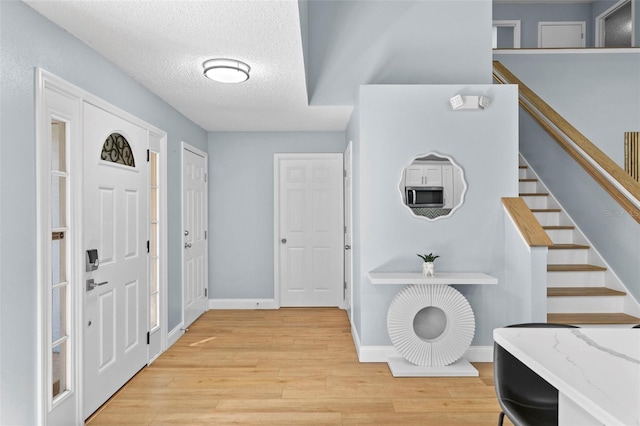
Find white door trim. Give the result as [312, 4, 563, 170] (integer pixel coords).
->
[273, 153, 344, 308]
[492, 20, 522, 48]
[538, 21, 586, 48]
[148, 131, 168, 363]
[343, 142, 353, 313]
[595, 0, 634, 47]
[35, 68, 168, 424]
[180, 141, 209, 328]
[36, 68, 85, 426]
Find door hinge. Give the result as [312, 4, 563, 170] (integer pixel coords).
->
[204, 288, 208, 297]
[146, 331, 150, 345]
[343, 169, 347, 178]
[344, 281, 347, 290]
[204, 173, 207, 182]
[147, 240, 150, 253]
[204, 230, 207, 239]
[147, 149, 150, 162]
[344, 226, 347, 234]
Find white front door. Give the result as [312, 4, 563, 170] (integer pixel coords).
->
[343, 143, 353, 315]
[182, 144, 208, 328]
[83, 103, 149, 418]
[276, 154, 344, 307]
[538, 21, 585, 48]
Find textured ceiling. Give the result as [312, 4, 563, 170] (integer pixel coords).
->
[25, 0, 353, 132]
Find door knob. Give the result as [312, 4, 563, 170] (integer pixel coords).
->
[281, 238, 287, 244]
[184, 242, 192, 249]
[345, 245, 351, 250]
[184, 230, 189, 236]
[86, 279, 108, 291]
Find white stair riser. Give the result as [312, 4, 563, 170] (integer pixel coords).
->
[521, 196, 548, 209]
[547, 249, 589, 264]
[545, 229, 574, 244]
[519, 181, 538, 193]
[533, 212, 560, 226]
[547, 296, 624, 313]
[547, 271, 605, 287]
[519, 168, 528, 179]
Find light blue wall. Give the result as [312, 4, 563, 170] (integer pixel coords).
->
[352, 84, 519, 346]
[0, 2, 206, 423]
[207, 132, 346, 300]
[504, 214, 548, 324]
[494, 51, 640, 166]
[305, 0, 493, 106]
[519, 110, 640, 302]
[494, 3, 594, 47]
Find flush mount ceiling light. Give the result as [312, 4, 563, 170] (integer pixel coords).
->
[202, 58, 250, 83]
[449, 94, 490, 110]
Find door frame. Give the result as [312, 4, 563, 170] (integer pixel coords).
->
[595, 0, 634, 47]
[492, 20, 522, 49]
[538, 21, 586, 48]
[273, 153, 345, 308]
[35, 69, 169, 424]
[343, 142, 353, 314]
[180, 141, 209, 328]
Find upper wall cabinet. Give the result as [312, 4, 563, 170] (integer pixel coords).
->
[400, 153, 467, 221]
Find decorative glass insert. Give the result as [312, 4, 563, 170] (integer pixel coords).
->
[101, 133, 135, 167]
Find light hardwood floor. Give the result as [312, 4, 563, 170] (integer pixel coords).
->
[87, 308, 510, 425]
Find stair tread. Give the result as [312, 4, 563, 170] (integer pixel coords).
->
[547, 264, 607, 272]
[531, 208, 562, 212]
[548, 287, 626, 297]
[548, 313, 640, 324]
[519, 165, 528, 169]
[519, 192, 549, 196]
[519, 178, 538, 182]
[543, 225, 575, 230]
[549, 244, 590, 250]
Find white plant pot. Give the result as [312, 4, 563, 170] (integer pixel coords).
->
[423, 262, 435, 276]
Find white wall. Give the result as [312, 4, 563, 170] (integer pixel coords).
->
[207, 132, 346, 300]
[0, 2, 207, 423]
[349, 84, 519, 347]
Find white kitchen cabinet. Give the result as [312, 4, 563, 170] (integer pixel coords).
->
[404, 164, 443, 187]
[442, 165, 453, 208]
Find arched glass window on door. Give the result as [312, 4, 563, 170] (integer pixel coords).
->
[101, 133, 135, 167]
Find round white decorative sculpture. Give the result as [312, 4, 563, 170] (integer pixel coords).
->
[387, 284, 475, 366]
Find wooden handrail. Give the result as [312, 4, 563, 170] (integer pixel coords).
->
[503, 197, 553, 247]
[493, 61, 640, 225]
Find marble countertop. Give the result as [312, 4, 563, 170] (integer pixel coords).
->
[368, 271, 497, 285]
[494, 328, 640, 426]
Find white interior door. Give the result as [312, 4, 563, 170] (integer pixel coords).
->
[343, 143, 353, 315]
[83, 103, 148, 418]
[538, 21, 585, 48]
[182, 145, 208, 328]
[276, 154, 344, 307]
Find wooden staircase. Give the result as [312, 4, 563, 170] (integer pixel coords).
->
[519, 162, 640, 325]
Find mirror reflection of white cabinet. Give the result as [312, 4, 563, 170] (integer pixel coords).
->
[405, 164, 443, 187]
[442, 165, 453, 208]
[399, 152, 467, 221]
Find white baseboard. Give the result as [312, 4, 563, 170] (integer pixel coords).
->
[350, 322, 493, 363]
[167, 324, 184, 348]
[209, 298, 278, 310]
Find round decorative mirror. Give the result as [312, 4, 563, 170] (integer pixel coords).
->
[399, 152, 467, 221]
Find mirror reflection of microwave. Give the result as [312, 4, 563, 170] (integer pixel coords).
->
[406, 186, 444, 208]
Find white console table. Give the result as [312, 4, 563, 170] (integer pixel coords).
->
[369, 271, 497, 377]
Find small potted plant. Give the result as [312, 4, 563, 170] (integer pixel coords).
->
[417, 253, 440, 276]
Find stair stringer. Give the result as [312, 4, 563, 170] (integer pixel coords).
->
[519, 155, 640, 319]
